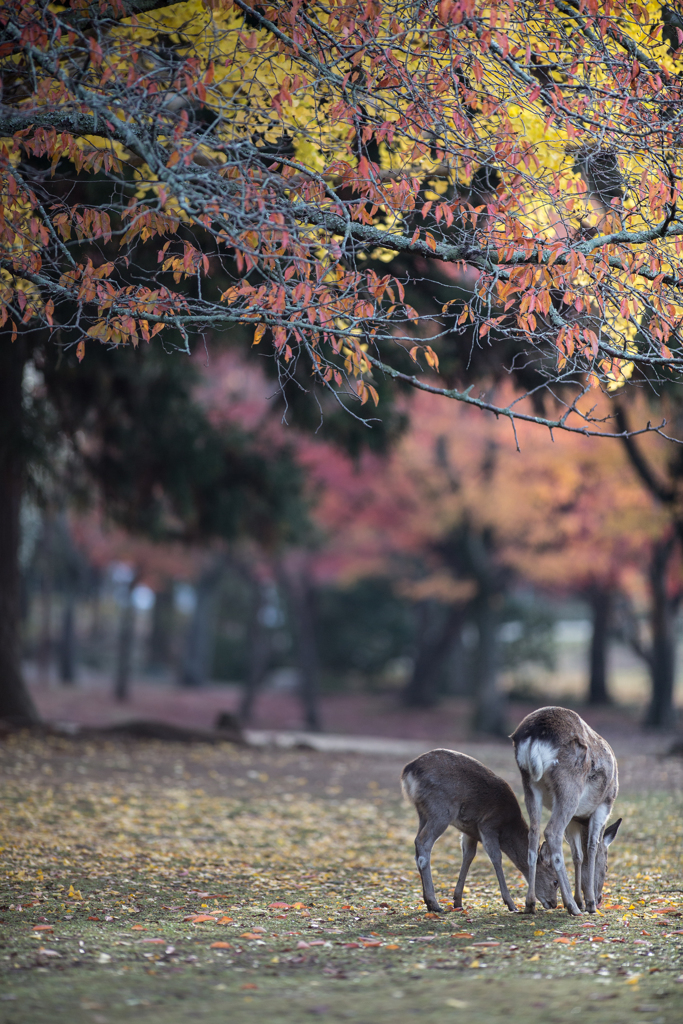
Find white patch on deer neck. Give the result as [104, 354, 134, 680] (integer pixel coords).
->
[516, 738, 559, 782]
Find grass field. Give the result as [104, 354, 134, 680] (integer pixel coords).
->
[1, 732, 682, 1023]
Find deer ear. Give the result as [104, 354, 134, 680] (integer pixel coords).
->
[603, 818, 622, 847]
[538, 841, 551, 865]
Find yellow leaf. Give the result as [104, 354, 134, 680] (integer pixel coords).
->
[253, 324, 266, 346]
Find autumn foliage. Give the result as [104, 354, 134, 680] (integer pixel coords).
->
[2, 1, 683, 434]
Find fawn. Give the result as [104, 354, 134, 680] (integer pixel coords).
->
[402, 748, 559, 912]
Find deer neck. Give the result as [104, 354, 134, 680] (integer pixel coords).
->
[499, 819, 531, 882]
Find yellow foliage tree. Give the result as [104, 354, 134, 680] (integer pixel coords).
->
[2, 0, 683, 434]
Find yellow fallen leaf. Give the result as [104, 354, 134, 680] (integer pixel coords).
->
[469, 959, 480, 968]
[527, 954, 540, 961]
[625, 975, 641, 985]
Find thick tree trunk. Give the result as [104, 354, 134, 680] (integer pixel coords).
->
[280, 562, 321, 732]
[587, 586, 612, 705]
[239, 581, 273, 725]
[114, 577, 137, 703]
[644, 538, 678, 728]
[0, 338, 39, 723]
[179, 559, 224, 688]
[403, 601, 464, 708]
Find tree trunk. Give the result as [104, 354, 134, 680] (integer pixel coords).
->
[644, 537, 678, 728]
[239, 581, 273, 725]
[471, 590, 507, 735]
[403, 601, 464, 708]
[464, 528, 507, 736]
[280, 562, 321, 732]
[58, 594, 77, 685]
[114, 577, 137, 703]
[0, 337, 39, 724]
[587, 586, 612, 705]
[37, 508, 54, 686]
[179, 559, 224, 688]
[147, 585, 175, 672]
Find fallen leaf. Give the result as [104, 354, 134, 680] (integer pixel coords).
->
[184, 915, 216, 924]
[451, 932, 474, 939]
[32, 925, 53, 932]
[385, 944, 400, 949]
[217, 916, 233, 924]
[268, 902, 290, 910]
[130, 925, 146, 931]
[240, 984, 257, 991]
[210, 942, 232, 949]
[140, 939, 165, 944]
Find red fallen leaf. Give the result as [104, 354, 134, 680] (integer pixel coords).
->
[308, 940, 326, 946]
[140, 939, 165, 944]
[268, 902, 290, 910]
[183, 915, 216, 923]
[210, 941, 232, 949]
[425, 912, 440, 918]
[362, 941, 382, 947]
[217, 917, 233, 925]
[87, 916, 100, 921]
[472, 941, 500, 947]
[33, 925, 53, 932]
[340, 905, 352, 910]
[590, 936, 605, 942]
[240, 983, 257, 990]
[131, 925, 147, 931]
[671, 930, 683, 935]
[343, 942, 360, 948]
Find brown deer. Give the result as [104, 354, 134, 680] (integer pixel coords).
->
[511, 706, 621, 917]
[401, 748, 559, 913]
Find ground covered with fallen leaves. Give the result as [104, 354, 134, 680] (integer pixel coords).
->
[1, 734, 682, 1023]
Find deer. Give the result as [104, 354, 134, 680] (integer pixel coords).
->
[510, 706, 622, 917]
[401, 748, 559, 913]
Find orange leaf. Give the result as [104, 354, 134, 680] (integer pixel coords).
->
[184, 915, 216, 923]
[33, 925, 53, 932]
[240, 983, 258, 990]
[217, 916, 233, 924]
[76, 339, 85, 362]
[210, 941, 232, 949]
[131, 925, 147, 931]
[268, 902, 290, 910]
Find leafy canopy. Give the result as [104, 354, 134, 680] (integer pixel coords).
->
[3, 0, 683, 436]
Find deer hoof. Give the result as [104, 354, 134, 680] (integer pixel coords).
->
[507, 904, 519, 913]
[567, 903, 583, 916]
[585, 901, 596, 914]
[524, 902, 536, 914]
[426, 903, 443, 913]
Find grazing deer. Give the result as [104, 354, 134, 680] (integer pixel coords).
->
[511, 706, 621, 917]
[401, 748, 559, 913]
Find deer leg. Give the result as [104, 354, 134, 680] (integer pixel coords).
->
[583, 804, 610, 913]
[453, 833, 477, 909]
[564, 820, 584, 912]
[414, 813, 450, 913]
[480, 831, 518, 912]
[545, 799, 583, 917]
[522, 779, 543, 914]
